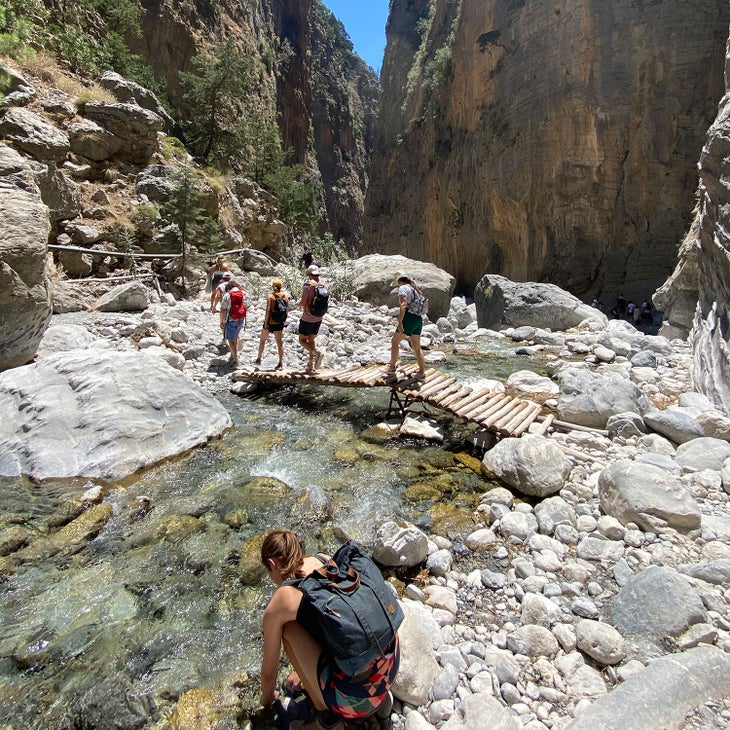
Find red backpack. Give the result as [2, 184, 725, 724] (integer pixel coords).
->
[228, 288, 246, 321]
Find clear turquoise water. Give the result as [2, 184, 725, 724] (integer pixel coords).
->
[0, 342, 548, 728]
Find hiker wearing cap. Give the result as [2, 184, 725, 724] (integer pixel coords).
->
[259, 530, 400, 730]
[255, 278, 289, 370]
[298, 265, 326, 373]
[387, 274, 426, 379]
[211, 270, 232, 313]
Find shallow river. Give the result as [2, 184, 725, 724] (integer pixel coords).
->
[0, 341, 550, 728]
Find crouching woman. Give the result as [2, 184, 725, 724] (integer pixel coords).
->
[259, 529, 400, 730]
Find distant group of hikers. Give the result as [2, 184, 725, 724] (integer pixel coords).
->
[206, 255, 429, 378]
[591, 294, 654, 325]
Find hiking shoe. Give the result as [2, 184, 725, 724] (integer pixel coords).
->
[254, 358, 261, 365]
[414, 372, 426, 381]
[290, 710, 345, 730]
[228, 356, 238, 366]
[314, 350, 324, 369]
[274, 362, 283, 371]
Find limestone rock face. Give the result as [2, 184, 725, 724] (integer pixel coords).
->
[0, 107, 69, 163]
[0, 350, 232, 480]
[347, 254, 456, 318]
[131, 0, 377, 249]
[364, 0, 728, 301]
[475, 275, 606, 330]
[81, 102, 164, 165]
[0, 143, 52, 371]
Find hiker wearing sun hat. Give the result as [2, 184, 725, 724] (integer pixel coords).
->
[298, 265, 328, 373]
[386, 274, 426, 380]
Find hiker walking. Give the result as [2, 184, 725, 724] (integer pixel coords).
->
[255, 278, 289, 370]
[387, 274, 426, 380]
[298, 265, 328, 373]
[211, 270, 232, 313]
[219, 279, 246, 366]
[208, 257, 230, 311]
[259, 530, 400, 730]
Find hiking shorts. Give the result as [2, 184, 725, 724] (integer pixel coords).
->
[317, 636, 400, 720]
[225, 318, 244, 341]
[298, 320, 322, 337]
[265, 322, 285, 333]
[401, 311, 422, 337]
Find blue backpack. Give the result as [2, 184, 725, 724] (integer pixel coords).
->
[284, 541, 403, 676]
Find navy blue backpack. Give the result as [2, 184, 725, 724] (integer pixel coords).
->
[285, 541, 403, 676]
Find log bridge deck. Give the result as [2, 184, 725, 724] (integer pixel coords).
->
[234, 363, 553, 439]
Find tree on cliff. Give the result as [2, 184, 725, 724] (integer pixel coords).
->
[179, 40, 254, 165]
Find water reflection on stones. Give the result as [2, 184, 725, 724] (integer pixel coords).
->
[0, 377, 501, 727]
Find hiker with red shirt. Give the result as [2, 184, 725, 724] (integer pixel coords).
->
[219, 280, 246, 366]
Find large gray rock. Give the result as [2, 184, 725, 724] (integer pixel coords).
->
[675, 436, 730, 472]
[0, 144, 52, 371]
[565, 647, 730, 730]
[557, 368, 652, 429]
[441, 694, 521, 730]
[98, 71, 174, 131]
[94, 281, 150, 312]
[372, 521, 429, 567]
[0, 107, 69, 163]
[391, 601, 440, 706]
[474, 275, 607, 330]
[347, 254, 455, 319]
[610, 566, 707, 640]
[81, 102, 164, 165]
[68, 119, 123, 162]
[482, 434, 572, 497]
[135, 164, 178, 202]
[0, 350, 232, 480]
[0, 61, 36, 108]
[598, 460, 701, 533]
[29, 161, 81, 223]
[644, 409, 705, 444]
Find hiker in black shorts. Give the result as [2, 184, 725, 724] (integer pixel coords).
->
[255, 278, 288, 370]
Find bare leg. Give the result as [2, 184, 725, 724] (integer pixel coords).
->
[274, 330, 284, 365]
[257, 327, 268, 361]
[409, 334, 426, 374]
[228, 334, 239, 362]
[281, 622, 327, 711]
[389, 332, 406, 369]
[299, 334, 316, 368]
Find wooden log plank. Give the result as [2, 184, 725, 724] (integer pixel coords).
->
[417, 373, 456, 398]
[480, 398, 518, 428]
[469, 393, 511, 423]
[550, 419, 610, 437]
[491, 401, 531, 432]
[496, 402, 537, 434]
[458, 391, 505, 419]
[48, 244, 181, 259]
[532, 414, 556, 436]
[439, 386, 476, 410]
[429, 382, 465, 405]
[510, 405, 543, 437]
[452, 389, 500, 417]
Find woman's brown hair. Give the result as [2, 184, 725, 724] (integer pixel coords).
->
[261, 529, 305, 579]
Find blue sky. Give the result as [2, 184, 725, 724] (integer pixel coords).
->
[321, 0, 390, 74]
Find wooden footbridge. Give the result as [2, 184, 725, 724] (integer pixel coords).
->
[233, 363, 553, 439]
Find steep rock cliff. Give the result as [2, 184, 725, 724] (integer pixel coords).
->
[132, 0, 377, 248]
[658, 36, 730, 414]
[365, 0, 728, 300]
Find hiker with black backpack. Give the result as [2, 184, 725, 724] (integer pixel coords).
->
[259, 530, 402, 730]
[255, 278, 289, 370]
[386, 274, 427, 380]
[298, 265, 328, 373]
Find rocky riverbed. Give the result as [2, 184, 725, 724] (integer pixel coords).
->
[2, 267, 730, 730]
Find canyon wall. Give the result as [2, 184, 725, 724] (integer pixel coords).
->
[132, 0, 377, 248]
[364, 0, 729, 301]
[657, 32, 730, 413]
